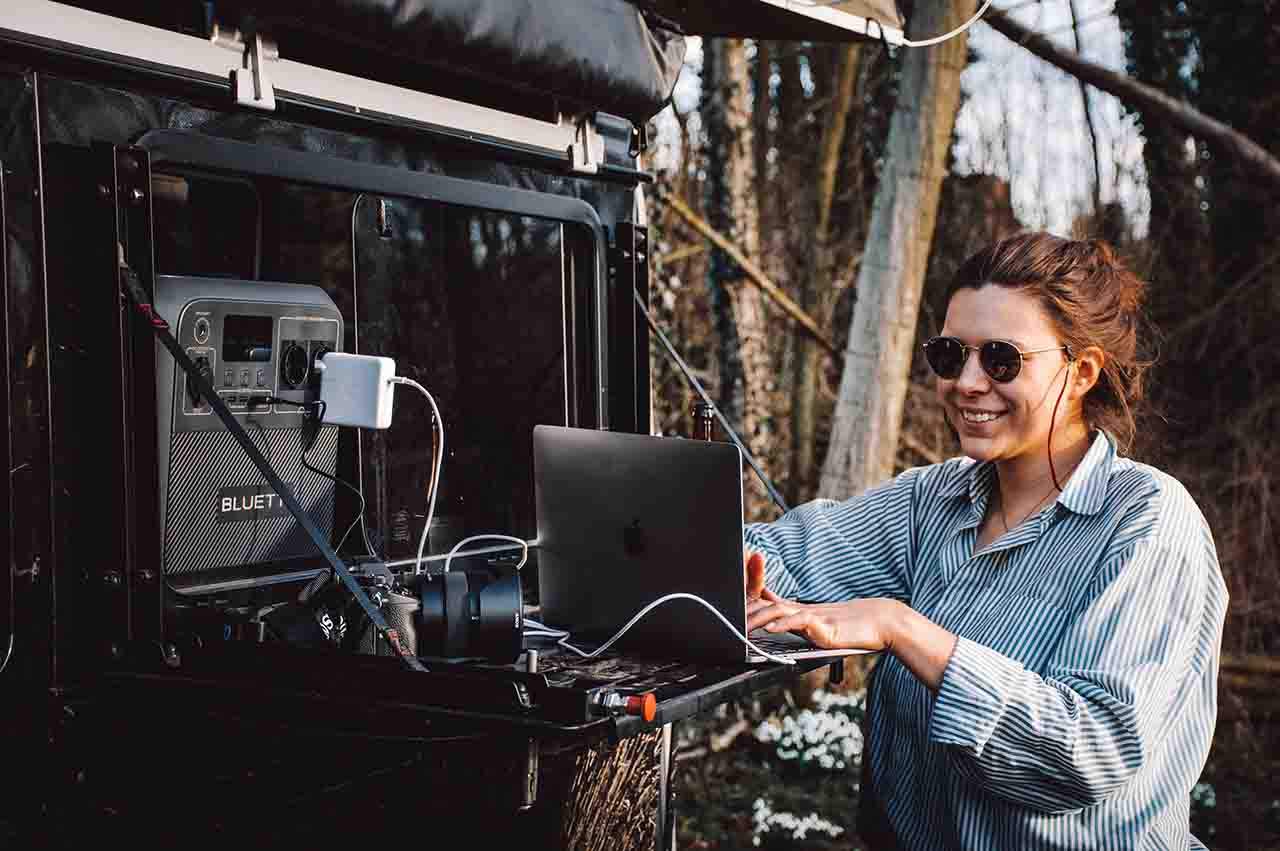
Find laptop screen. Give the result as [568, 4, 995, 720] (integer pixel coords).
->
[533, 426, 752, 662]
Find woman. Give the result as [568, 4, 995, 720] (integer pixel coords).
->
[744, 232, 1226, 850]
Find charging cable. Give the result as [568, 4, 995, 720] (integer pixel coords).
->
[442, 534, 529, 574]
[898, 0, 993, 48]
[522, 617, 569, 640]
[386, 376, 445, 577]
[526, 593, 797, 666]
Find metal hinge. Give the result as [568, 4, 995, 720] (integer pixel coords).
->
[567, 114, 605, 174]
[210, 22, 279, 112]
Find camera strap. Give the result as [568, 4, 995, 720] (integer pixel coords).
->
[118, 258, 425, 673]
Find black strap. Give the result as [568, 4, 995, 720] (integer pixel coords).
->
[632, 288, 790, 514]
[118, 260, 425, 672]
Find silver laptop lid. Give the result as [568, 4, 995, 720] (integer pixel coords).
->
[533, 425, 750, 663]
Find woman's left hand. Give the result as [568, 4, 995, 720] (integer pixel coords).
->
[746, 589, 901, 652]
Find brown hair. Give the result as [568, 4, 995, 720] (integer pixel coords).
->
[948, 231, 1150, 450]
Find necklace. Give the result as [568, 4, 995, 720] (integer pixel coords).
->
[997, 481, 1059, 533]
[994, 445, 1088, 534]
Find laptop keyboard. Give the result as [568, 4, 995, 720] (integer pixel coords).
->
[746, 629, 814, 653]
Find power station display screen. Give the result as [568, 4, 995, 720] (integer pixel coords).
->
[221, 314, 273, 362]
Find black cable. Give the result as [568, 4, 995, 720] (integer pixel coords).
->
[118, 260, 425, 672]
[266, 396, 378, 559]
[632, 288, 790, 514]
[305, 439, 375, 556]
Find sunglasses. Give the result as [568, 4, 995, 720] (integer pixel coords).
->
[922, 336, 1071, 383]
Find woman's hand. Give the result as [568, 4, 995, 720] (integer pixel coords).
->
[746, 591, 902, 653]
[741, 548, 957, 689]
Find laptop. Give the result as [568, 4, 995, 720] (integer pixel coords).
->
[532, 425, 868, 664]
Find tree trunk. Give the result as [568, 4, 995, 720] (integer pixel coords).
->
[819, 0, 976, 498]
[753, 40, 778, 280]
[701, 39, 744, 427]
[703, 38, 773, 513]
[790, 44, 864, 504]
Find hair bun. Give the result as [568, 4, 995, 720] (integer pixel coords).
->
[1089, 239, 1145, 314]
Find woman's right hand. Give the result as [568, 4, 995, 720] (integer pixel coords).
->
[744, 549, 766, 603]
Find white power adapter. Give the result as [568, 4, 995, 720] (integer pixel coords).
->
[316, 352, 397, 429]
[313, 353, 445, 576]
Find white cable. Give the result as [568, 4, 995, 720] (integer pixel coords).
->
[443, 534, 530, 574]
[410, 538, 537, 566]
[522, 619, 570, 640]
[347, 193, 376, 557]
[548, 592, 797, 666]
[0, 633, 13, 675]
[388, 376, 445, 578]
[523, 618, 567, 637]
[901, 0, 993, 47]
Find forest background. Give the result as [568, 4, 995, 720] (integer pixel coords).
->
[644, 2, 1280, 849]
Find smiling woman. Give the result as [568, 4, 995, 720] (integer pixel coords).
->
[743, 232, 1227, 851]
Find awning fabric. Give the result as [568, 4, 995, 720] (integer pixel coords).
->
[59, 0, 689, 124]
[634, 0, 906, 42]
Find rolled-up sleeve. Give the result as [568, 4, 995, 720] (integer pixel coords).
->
[742, 466, 930, 605]
[928, 533, 1225, 814]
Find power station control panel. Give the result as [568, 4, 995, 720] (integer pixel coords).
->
[171, 295, 340, 430]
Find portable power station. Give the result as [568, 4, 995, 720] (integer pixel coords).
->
[154, 276, 343, 590]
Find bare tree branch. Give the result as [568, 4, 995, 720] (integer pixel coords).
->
[656, 188, 839, 356]
[984, 8, 1280, 194]
[1066, 0, 1102, 215]
[657, 242, 709, 265]
[1165, 244, 1280, 341]
[901, 432, 945, 465]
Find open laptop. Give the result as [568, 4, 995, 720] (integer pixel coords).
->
[532, 425, 869, 664]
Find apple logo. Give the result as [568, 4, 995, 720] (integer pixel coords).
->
[623, 517, 646, 557]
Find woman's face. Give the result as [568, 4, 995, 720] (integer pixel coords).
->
[936, 285, 1076, 463]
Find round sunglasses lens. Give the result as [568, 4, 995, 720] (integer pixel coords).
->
[980, 341, 1021, 382]
[925, 338, 964, 378]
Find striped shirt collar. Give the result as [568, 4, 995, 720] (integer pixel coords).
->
[941, 430, 1116, 517]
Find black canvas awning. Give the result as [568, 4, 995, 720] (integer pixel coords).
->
[635, 0, 906, 42]
[48, 0, 903, 127]
[56, 0, 689, 124]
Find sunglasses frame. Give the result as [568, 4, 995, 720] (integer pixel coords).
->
[922, 336, 1072, 383]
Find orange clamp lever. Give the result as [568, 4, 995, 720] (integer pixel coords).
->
[625, 693, 657, 723]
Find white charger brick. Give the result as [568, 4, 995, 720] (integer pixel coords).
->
[317, 352, 397, 429]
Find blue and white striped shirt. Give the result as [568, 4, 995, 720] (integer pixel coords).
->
[744, 431, 1227, 850]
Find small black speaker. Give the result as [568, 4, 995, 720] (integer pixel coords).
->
[418, 566, 523, 662]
